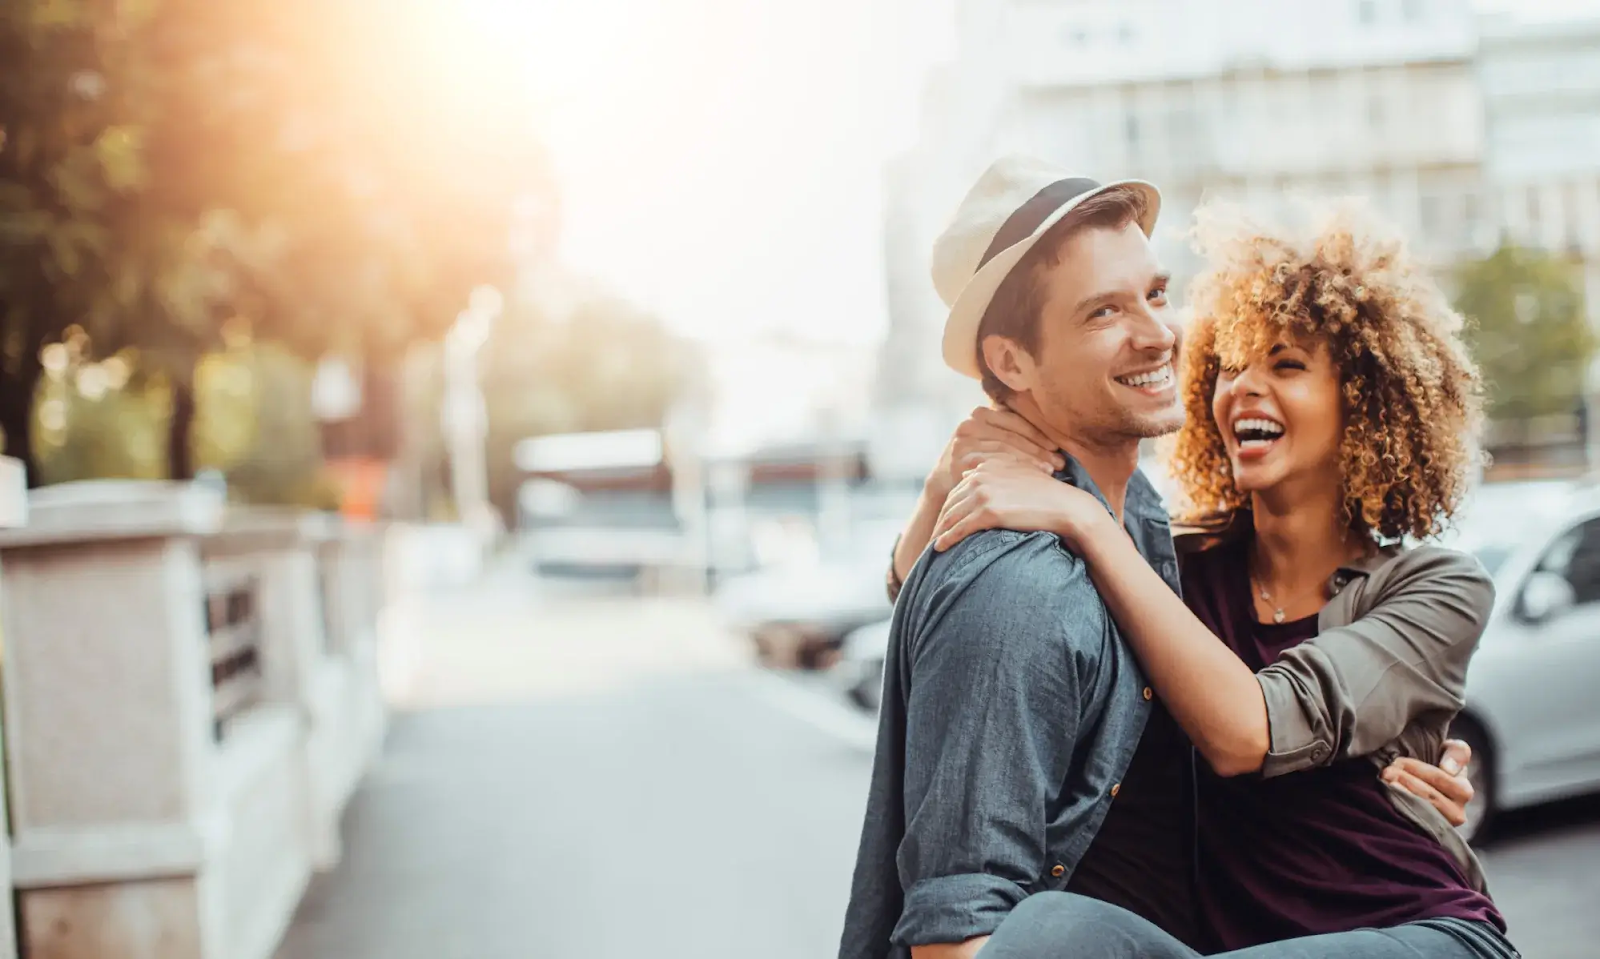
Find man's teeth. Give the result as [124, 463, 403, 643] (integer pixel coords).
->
[1117, 365, 1173, 388]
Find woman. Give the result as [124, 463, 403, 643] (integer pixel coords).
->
[893, 201, 1516, 958]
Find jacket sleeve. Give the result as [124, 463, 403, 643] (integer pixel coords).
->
[892, 537, 1096, 946]
[1256, 547, 1494, 778]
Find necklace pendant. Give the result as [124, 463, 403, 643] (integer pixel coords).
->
[1272, 608, 1286, 625]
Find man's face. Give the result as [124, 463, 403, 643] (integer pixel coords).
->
[991, 221, 1185, 445]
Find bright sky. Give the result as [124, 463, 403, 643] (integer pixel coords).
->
[464, 0, 957, 349]
[454, 0, 1598, 352]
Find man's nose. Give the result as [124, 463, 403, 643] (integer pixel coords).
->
[1129, 303, 1177, 353]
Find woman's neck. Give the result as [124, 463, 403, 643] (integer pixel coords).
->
[1248, 485, 1369, 602]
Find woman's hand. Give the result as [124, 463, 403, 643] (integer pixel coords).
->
[1383, 739, 1476, 827]
[932, 459, 1113, 553]
[929, 406, 1065, 500]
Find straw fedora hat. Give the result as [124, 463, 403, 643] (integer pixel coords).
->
[931, 156, 1160, 379]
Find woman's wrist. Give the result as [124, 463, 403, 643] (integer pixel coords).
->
[1056, 498, 1120, 552]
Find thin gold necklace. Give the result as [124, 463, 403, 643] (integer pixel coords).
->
[1248, 569, 1327, 625]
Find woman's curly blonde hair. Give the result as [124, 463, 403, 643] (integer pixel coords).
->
[1166, 199, 1486, 543]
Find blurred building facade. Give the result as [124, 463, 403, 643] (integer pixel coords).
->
[873, 0, 1600, 480]
[1479, 13, 1600, 313]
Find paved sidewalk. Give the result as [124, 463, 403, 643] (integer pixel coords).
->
[276, 574, 864, 959]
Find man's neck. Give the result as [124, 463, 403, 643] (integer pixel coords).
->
[1249, 481, 1368, 595]
[1006, 396, 1141, 521]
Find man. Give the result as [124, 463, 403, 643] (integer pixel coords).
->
[837, 157, 1474, 959]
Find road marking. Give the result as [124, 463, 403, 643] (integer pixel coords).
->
[743, 669, 880, 751]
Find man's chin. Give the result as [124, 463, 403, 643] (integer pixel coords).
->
[1124, 407, 1186, 439]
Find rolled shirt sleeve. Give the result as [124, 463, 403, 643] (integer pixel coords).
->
[1257, 547, 1495, 778]
[890, 540, 1089, 946]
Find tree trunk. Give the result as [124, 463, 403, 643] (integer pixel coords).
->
[0, 350, 43, 488]
[167, 367, 198, 481]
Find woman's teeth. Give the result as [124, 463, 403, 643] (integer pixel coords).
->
[1234, 418, 1285, 448]
[1117, 365, 1173, 389]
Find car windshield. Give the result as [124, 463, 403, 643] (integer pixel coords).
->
[1470, 544, 1513, 576]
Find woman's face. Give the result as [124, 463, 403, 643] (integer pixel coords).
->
[1211, 338, 1344, 495]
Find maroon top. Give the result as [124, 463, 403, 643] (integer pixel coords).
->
[1181, 539, 1505, 950]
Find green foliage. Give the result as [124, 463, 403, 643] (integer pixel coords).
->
[0, 0, 552, 480]
[35, 340, 337, 506]
[1456, 243, 1596, 420]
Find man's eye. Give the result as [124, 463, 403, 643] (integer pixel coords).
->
[1148, 286, 1168, 305]
[1091, 304, 1117, 319]
[1275, 359, 1306, 371]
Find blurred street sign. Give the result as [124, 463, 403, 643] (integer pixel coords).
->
[514, 429, 663, 474]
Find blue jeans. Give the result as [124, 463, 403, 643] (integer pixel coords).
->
[981, 892, 1519, 959]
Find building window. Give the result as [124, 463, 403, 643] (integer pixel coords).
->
[1118, 22, 1136, 45]
[1419, 194, 1442, 238]
[1125, 115, 1141, 152]
[1367, 91, 1385, 130]
[1401, 0, 1423, 21]
[1461, 192, 1480, 226]
[1357, 0, 1378, 25]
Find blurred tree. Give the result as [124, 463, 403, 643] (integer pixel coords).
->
[1, 0, 552, 484]
[1456, 243, 1596, 421]
[479, 287, 694, 522]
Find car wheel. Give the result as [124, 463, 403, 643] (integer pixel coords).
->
[846, 659, 884, 712]
[1449, 715, 1496, 845]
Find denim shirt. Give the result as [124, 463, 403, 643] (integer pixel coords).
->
[838, 457, 1182, 959]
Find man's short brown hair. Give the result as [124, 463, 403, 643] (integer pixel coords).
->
[974, 187, 1152, 401]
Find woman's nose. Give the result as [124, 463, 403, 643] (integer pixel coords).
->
[1228, 363, 1266, 397]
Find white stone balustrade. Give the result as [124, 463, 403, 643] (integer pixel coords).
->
[0, 481, 388, 959]
[0, 455, 27, 959]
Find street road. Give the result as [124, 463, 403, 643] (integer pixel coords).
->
[278, 578, 1600, 959]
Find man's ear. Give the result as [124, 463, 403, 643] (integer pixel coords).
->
[980, 334, 1036, 395]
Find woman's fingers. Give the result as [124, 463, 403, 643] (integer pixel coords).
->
[982, 405, 1058, 452]
[956, 442, 1054, 477]
[934, 510, 995, 552]
[1389, 756, 1474, 808]
[1383, 766, 1459, 824]
[1439, 739, 1473, 778]
[1384, 759, 1470, 825]
[965, 407, 1064, 470]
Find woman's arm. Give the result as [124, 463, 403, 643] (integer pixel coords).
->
[933, 464, 1495, 782]
[934, 465, 1269, 775]
[1066, 513, 1272, 777]
[1252, 548, 1494, 777]
[888, 407, 1065, 598]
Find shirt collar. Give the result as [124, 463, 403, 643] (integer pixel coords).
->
[1054, 453, 1170, 525]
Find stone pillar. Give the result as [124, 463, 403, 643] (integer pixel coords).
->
[0, 482, 313, 959]
[0, 456, 25, 959]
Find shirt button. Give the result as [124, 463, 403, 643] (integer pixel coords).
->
[1051, 864, 1066, 878]
[1110, 783, 1121, 798]
[1142, 687, 1154, 701]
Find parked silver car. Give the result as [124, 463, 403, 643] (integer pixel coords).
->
[1439, 479, 1600, 841]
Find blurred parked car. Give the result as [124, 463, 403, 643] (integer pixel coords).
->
[715, 520, 899, 669]
[834, 618, 891, 709]
[1437, 478, 1600, 842]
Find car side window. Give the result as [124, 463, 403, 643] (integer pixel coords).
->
[1536, 517, 1600, 606]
